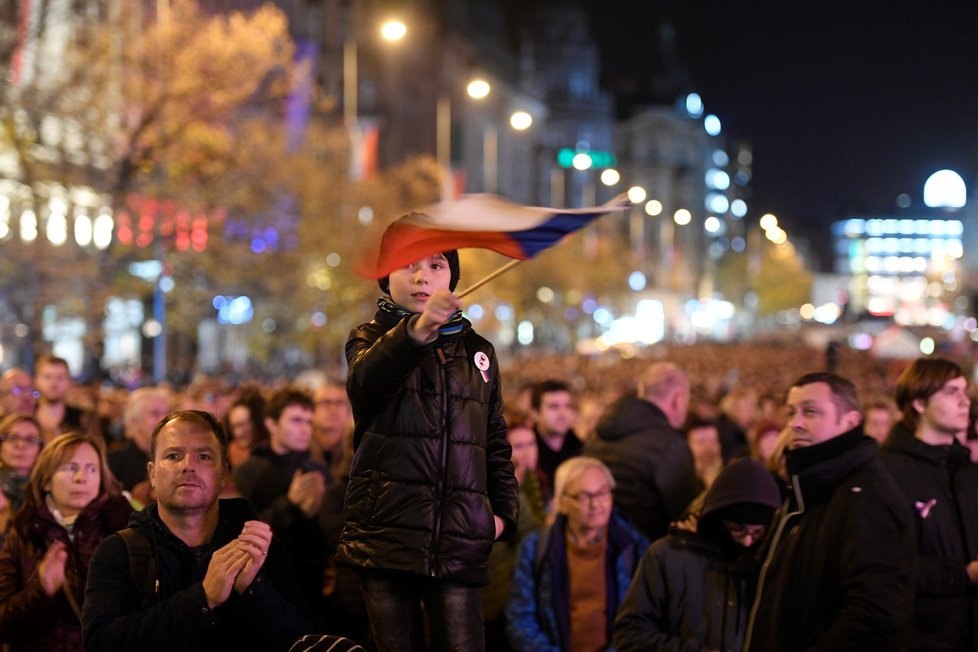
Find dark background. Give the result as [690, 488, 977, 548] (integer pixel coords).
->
[575, 0, 978, 251]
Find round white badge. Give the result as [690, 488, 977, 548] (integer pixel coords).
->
[474, 351, 490, 371]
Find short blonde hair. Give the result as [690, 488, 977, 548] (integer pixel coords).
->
[553, 456, 615, 514]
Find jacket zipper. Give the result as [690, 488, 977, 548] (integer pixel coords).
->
[430, 344, 450, 577]
[743, 474, 805, 650]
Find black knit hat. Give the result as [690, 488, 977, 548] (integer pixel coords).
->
[378, 249, 460, 294]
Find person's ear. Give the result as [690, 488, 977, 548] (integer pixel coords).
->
[911, 398, 927, 416]
[147, 460, 156, 489]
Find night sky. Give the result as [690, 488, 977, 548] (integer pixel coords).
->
[577, 1, 978, 259]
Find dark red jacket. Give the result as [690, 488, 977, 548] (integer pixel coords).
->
[0, 493, 132, 651]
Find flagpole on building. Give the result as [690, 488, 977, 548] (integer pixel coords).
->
[456, 259, 523, 298]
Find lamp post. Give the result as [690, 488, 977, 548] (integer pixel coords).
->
[343, 19, 406, 127]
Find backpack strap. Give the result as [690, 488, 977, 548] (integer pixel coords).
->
[118, 527, 159, 608]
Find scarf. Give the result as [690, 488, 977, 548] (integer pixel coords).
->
[46, 494, 80, 540]
[376, 296, 466, 337]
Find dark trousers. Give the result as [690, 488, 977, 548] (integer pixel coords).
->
[360, 571, 485, 652]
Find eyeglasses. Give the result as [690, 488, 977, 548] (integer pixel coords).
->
[7, 386, 40, 399]
[565, 487, 612, 508]
[0, 434, 43, 447]
[724, 521, 767, 539]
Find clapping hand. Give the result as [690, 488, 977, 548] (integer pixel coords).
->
[38, 541, 68, 597]
[233, 520, 273, 593]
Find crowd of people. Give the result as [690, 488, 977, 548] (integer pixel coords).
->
[0, 238, 977, 650]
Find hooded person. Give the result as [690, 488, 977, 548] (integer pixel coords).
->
[338, 224, 518, 652]
[613, 458, 781, 652]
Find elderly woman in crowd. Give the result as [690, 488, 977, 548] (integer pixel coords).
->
[507, 456, 648, 652]
[0, 414, 44, 549]
[0, 432, 132, 651]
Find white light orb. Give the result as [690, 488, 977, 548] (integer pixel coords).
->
[923, 169, 966, 208]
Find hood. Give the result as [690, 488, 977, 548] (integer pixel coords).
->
[700, 458, 782, 521]
[594, 396, 672, 441]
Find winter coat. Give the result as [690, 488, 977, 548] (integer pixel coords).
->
[745, 428, 915, 652]
[614, 458, 781, 652]
[81, 498, 309, 652]
[879, 423, 978, 652]
[506, 512, 648, 652]
[0, 492, 132, 652]
[584, 396, 701, 541]
[336, 309, 519, 586]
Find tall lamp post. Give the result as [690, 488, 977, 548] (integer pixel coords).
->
[343, 19, 406, 127]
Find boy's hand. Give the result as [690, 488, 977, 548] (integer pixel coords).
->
[410, 289, 462, 343]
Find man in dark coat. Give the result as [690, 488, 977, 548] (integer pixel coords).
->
[744, 372, 915, 651]
[82, 410, 308, 652]
[583, 362, 700, 541]
[880, 357, 978, 651]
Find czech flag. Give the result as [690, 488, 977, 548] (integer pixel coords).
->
[357, 193, 631, 279]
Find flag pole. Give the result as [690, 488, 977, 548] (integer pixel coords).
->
[456, 259, 523, 299]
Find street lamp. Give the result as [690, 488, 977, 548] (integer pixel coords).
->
[343, 19, 407, 127]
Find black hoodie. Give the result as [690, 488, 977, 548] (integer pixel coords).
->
[584, 395, 701, 541]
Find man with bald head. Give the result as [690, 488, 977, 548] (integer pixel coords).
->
[584, 362, 700, 540]
[107, 387, 172, 491]
[0, 369, 37, 418]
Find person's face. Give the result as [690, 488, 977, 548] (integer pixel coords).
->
[755, 429, 780, 464]
[915, 376, 971, 437]
[724, 521, 767, 548]
[1, 371, 38, 415]
[687, 425, 722, 464]
[267, 405, 313, 453]
[386, 254, 453, 313]
[561, 466, 613, 532]
[313, 386, 351, 451]
[227, 405, 255, 445]
[46, 443, 101, 518]
[130, 396, 172, 453]
[535, 391, 576, 438]
[863, 407, 894, 444]
[149, 421, 227, 513]
[507, 425, 538, 471]
[785, 382, 860, 449]
[35, 363, 70, 403]
[0, 420, 43, 475]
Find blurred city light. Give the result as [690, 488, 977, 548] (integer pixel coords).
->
[919, 337, 936, 355]
[627, 186, 646, 203]
[645, 199, 663, 216]
[685, 93, 704, 118]
[759, 213, 778, 231]
[517, 320, 534, 345]
[712, 149, 729, 166]
[922, 169, 966, 208]
[357, 206, 374, 225]
[379, 19, 407, 41]
[572, 153, 592, 170]
[799, 303, 815, 320]
[730, 199, 747, 218]
[627, 271, 646, 291]
[536, 286, 555, 303]
[466, 79, 491, 100]
[704, 216, 721, 233]
[704, 114, 722, 136]
[674, 209, 692, 226]
[509, 111, 533, 130]
[600, 169, 620, 186]
[20, 210, 37, 242]
[705, 168, 730, 190]
[706, 193, 729, 214]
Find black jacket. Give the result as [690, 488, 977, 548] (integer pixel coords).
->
[82, 498, 308, 652]
[879, 423, 978, 652]
[745, 429, 915, 651]
[583, 396, 700, 541]
[336, 310, 519, 586]
[614, 458, 781, 652]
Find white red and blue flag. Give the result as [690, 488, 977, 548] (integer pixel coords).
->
[357, 193, 630, 280]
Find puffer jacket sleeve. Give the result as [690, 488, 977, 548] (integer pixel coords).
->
[0, 529, 57, 641]
[614, 541, 700, 652]
[506, 532, 561, 652]
[346, 318, 426, 409]
[484, 345, 519, 538]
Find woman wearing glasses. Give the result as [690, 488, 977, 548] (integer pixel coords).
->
[0, 414, 44, 550]
[507, 456, 648, 652]
[0, 432, 131, 651]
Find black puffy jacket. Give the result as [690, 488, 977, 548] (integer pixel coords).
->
[336, 310, 519, 586]
[583, 396, 701, 541]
